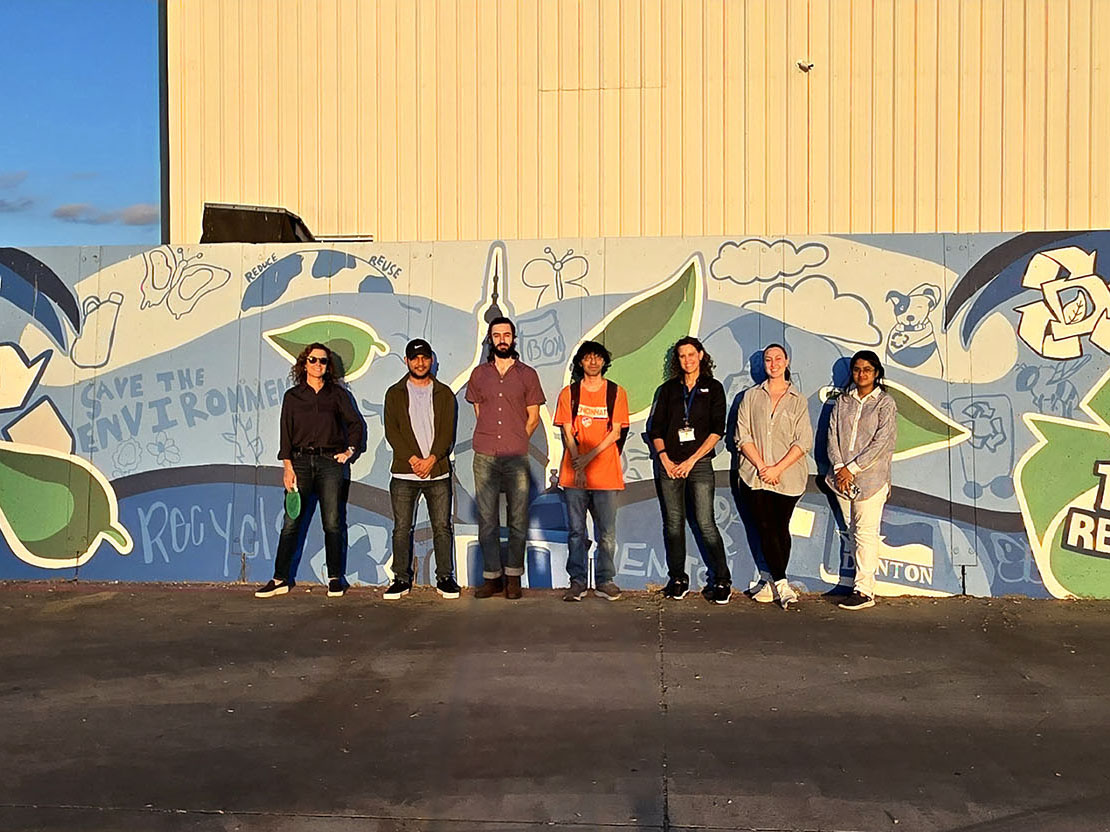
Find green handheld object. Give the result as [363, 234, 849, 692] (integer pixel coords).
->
[285, 488, 301, 520]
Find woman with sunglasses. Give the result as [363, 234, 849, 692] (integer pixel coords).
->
[255, 342, 363, 599]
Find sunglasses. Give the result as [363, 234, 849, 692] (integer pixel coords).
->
[307, 356, 329, 365]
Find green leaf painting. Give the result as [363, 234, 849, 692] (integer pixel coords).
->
[1014, 368, 1110, 598]
[0, 443, 133, 569]
[884, 380, 972, 461]
[576, 255, 704, 418]
[263, 315, 388, 382]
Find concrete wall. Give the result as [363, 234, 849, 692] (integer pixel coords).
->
[167, 0, 1110, 244]
[1, 232, 1108, 597]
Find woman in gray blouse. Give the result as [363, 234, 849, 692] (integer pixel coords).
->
[735, 343, 814, 610]
[826, 350, 898, 611]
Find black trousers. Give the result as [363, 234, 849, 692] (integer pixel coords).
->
[740, 481, 801, 582]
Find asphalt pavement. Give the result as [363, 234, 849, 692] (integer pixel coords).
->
[1, 582, 1108, 832]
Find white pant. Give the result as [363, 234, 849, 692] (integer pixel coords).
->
[835, 484, 889, 598]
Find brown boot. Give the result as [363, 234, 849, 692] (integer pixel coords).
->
[474, 577, 504, 599]
[505, 575, 523, 600]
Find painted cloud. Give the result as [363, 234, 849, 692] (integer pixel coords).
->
[710, 238, 829, 285]
[743, 275, 882, 346]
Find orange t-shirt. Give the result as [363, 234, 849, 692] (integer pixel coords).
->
[553, 382, 630, 490]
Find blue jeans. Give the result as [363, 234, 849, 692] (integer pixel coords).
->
[389, 476, 455, 582]
[656, 457, 730, 585]
[564, 488, 618, 585]
[473, 452, 530, 578]
[273, 454, 346, 582]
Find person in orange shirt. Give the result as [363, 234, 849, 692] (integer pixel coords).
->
[554, 341, 631, 602]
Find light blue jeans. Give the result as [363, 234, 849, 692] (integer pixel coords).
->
[564, 488, 618, 585]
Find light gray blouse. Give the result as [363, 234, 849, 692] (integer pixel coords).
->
[734, 381, 814, 497]
[825, 386, 898, 500]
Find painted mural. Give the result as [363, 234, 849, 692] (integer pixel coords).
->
[1, 233, 1109, 598]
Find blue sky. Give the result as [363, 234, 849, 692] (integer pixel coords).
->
[0, 0, 161, 247]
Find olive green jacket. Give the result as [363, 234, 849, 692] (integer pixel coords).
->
[383, 375, 456, 478]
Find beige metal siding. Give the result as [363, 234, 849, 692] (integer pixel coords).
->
[168, 0, 1110, 243]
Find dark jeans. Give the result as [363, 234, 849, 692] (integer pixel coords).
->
[473, 452, 530, 578]
[273, 454, 346, 583]
[740, 481, 801, 582]
[389, 476, 455, 583]
[656, 457, 731, 586]
[564, 487, 618, 585]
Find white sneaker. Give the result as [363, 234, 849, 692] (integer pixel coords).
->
[747, 580, 775, 603]
[774, 579, 798, 610]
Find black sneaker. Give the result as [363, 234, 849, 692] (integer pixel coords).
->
[436, 577, 461, 599]
[254, 579, 289, 598]
[707, 583, 732, 605]
[662, 578, 690, 599]
[327, 578, 346, 597]
[838, 590, 875, 611]
[383, 579, 411, 600]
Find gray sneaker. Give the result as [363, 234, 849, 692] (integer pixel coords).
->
[594, 581, 622, 601]
[563, 580, 588, 602]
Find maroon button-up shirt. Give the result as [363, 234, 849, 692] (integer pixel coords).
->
[465, 360, 546, 457]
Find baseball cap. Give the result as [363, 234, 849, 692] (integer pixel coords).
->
[405, 338, 433, 359]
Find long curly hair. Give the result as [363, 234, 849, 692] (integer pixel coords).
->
[290, 342, 339, 386]
[665, 336, 715, 381]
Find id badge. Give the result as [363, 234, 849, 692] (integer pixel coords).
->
[677, 427, 696, 443]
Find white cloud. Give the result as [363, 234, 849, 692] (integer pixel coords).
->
[0, 197, 33, 212]
[710, 238, 829, 285]
[0, 170, 28, 189]
[743, 275, 882, 346]
[52, 201, 159, 226]
[54, 203, 113, 223]
[120, 203, 159, 226]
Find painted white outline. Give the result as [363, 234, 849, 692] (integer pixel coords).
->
[1012, 365, 1110, 599]
[2, 395, 75, 454]
[0, 441, 133, 569]
[572, 253, 705, 423]
[262, 314, 389, 382]
[0, 342, 51, 413]
[883, 379, 972, 462]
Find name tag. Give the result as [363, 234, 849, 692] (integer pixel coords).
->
[678, 427, 696, 443]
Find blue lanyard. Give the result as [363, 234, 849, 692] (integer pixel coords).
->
[683, 383, 698, 426]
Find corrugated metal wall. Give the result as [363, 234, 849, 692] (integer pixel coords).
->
[168, 0, 1110, 243]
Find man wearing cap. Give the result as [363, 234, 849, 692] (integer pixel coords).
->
[381, 338, 461, 599]
[465, 317, 545, 599]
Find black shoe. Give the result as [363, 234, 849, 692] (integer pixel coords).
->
[705, 583, 732, 605]
[436, 577, 461, 599]
[662, 577, 690, 599]
[383, 579, 411, 600]
[327, 578, 347, 597]
[838, 590, 875, 611]
[254, 579, 289, 598]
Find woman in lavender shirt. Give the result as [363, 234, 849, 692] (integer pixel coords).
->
[826, 350, 898, 611]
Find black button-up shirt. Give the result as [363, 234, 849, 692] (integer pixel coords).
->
[647, 375, 726, 463]
[278, 382, 364, 459]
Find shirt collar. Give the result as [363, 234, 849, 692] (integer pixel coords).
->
[849, 386, 881, 403]
[759, 379, 799, 397]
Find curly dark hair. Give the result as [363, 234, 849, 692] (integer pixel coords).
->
[569, 340, 612, 381]
[290, 342, 339, 386]
[665, 336, 715, 381]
